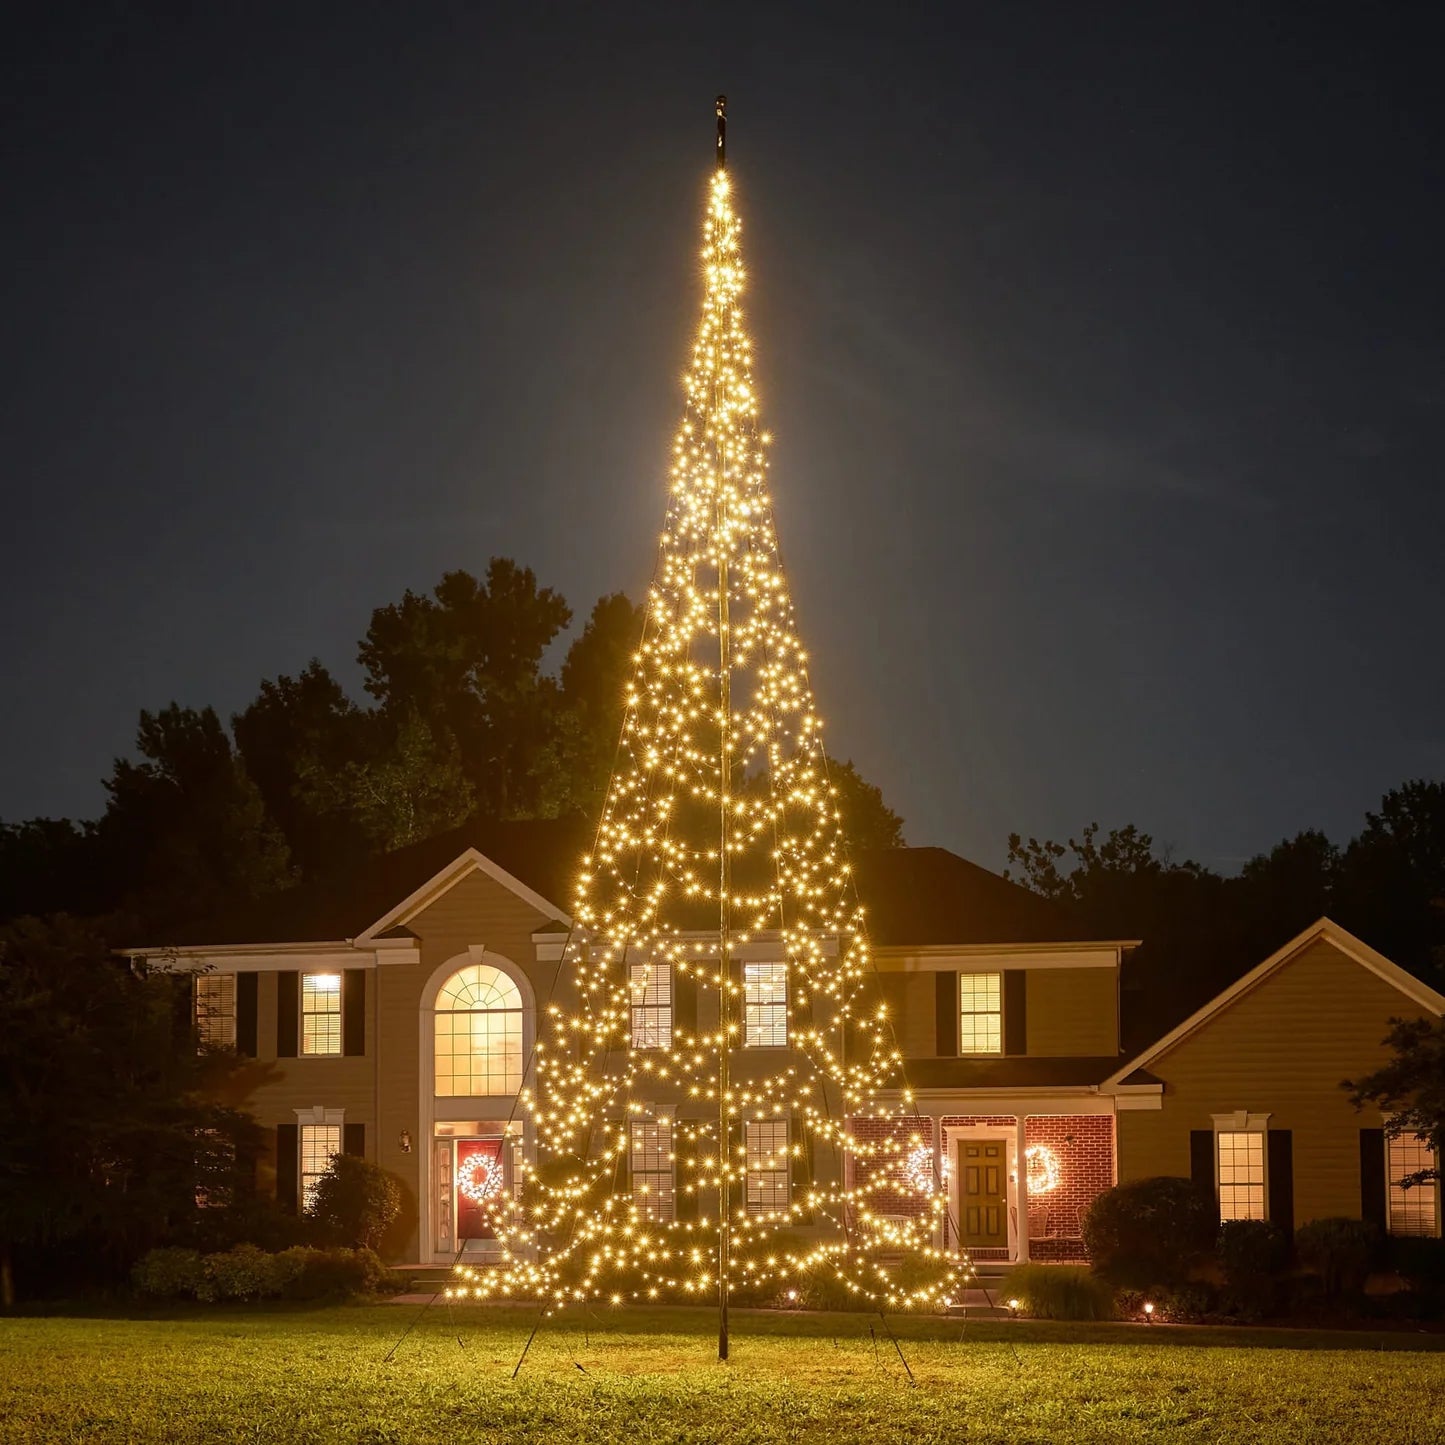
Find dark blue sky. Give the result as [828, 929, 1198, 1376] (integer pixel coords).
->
[5, 2, 1443, 870]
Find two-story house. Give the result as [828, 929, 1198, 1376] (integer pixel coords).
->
[127, 818, 1442, 1267]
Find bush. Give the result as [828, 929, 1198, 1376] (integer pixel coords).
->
[275, 1246, 393, 1300]
[1216, 1219, 1291, 1320]
[1152, 1282, 1217, 1323]
[132, 1247, 207, 1300]
[1082, 1177, 1218, 1289]
[1002, 1264, 1114, 1321]
[1295, 1218, 1379, 1299]
[184, 1198, 317, 1255]
[199, 1244, 282, 1302]
[306, 1155, 403, 1252]
[1389, 1236, 1445, 1301]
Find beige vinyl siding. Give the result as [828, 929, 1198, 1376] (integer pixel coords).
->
[1025, 968, 1117, 1056]
[878, 972, 937, 1057]
[1117, 939, 1432, 1223]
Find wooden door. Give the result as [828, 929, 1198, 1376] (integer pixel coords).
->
[958, 1138, 1008, 1248]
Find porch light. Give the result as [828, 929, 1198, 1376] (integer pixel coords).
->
[1143, 1301, 1155, 1322]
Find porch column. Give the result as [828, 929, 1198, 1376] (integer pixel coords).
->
[1015, 1115, 1030, 1263]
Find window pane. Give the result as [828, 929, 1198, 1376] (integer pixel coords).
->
[630, 1116, 675, 1222]
[958, 971, 1002, 1056]
[195, 974, 236, 1049]
[630, 963, 673, 1050]
[299, 1124, 340, 1212]
[301, 974, 342, 1056]
[744, 963, 788, 1048]
[1388, 1133, 1439, 1238]
[1217, 1131, 1266, 1221]
[744, 1118, 790, 1218]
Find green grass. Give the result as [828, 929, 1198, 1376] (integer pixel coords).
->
[3, 1304, 1444, 1443]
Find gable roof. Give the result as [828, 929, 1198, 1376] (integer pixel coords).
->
[1102, 917, 1445, 1091]
[128, 820, 1108, 952]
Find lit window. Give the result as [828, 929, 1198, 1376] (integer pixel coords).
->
[301, 974, 342, 1056]
[629, 1115, 675, 1222]
[1217, 1131, 1266, 1221]
[959, 973, 1002, 1055]
[743, 963, 788, 1047]
[630, 962, 673, 1050]
[299, 1124, 340, 1212]
[195, 973, 236, 1049]
[744, 1117, 790, 1218]
[1388, 1133, 1440, 1238]
[434, 964, 524, 1096]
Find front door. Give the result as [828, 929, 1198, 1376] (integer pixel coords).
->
[434, 1137, 507, 1258]
[958, 1138, 1008, 1248]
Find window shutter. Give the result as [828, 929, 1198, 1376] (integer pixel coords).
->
[1359, 1128, 1387, 1230]
[1268, 1129, 1294, 1237]
[935, 972, 958, 1056]
[344, 1123, 365, 1158]
[789, 963, 812, 1040]
[275, 1124, 299, 1213]
[1003, 971, 1027, 1055]
[276, 972, 299, 1057]
[1190, 1129, 1216, 1200]
[343, 969, 366, 1056]
[236, 973, 259, 1057]
[674, 967, 699, 1041]
[790, 1112, 815, 1224]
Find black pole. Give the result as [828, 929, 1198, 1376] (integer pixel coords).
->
[716, 94, 727, 168]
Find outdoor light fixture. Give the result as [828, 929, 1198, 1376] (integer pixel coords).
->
[1143, 1301, 1155, 1322]
[1007, 1298, 1020, 1312]
[398, 1130, 412, 1153]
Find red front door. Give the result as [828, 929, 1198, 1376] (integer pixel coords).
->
[455, 1139, 506, 1243]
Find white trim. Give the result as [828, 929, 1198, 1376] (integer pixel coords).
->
[123, 943, 417, 972]
[877, 945, 1128, 973]
[293, 1105, 346, 1127]
[355, 848, 570, 945]
[1114, 1091, 1163, 1111]
[1102, 918, 1445, 1091]
[1211, 1110, 1271, 1131]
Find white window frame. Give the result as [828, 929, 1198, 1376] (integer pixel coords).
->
[1386, 1129, 1441, 1238]
[1212, 1111, 1271, 1222]
[194, 972, 236, 1049]
[295, 1106, 344, 1213]
[629, 961, 673, 1051]
[958, 972, 1003, 1056]
[743, 962, 788, 1049]
[744, 1115, 790, 1219]
[301, 973, 343, 1056]
[628, 1108, 675, 1222]
[433, 963, 525, 1097]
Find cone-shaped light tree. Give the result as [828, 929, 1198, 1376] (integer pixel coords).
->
[455, 101, 967, 1357]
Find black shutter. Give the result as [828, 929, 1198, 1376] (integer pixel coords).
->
[674, 966, 698, 1041]
[343, 969, 366, 1056]
[344, 1123, 365, 1158]
[789, 962, 812, 1041]
[675, 1129, 700, 1223]
[276, 971, 298, 1057]
[275, 1124, 298, 1213]
[1268, 1130, 1294, 1237]
[1004, 971, 1027, 1055]
[1360, 1128, 1387, 1230]
[790, 1111, 816, 1224]
[935, 972, 958, 1056]
[1190, 1129, 1216, 1200]
[236, 973, 259, 1057]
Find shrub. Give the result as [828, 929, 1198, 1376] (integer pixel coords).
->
[184, 1198, 317, 1255]
[1388, 1236, 1445, 1297]
[1216, 1219, 1291, 1320]
[132, 1247, 207, 1300]
[276, 1246, 392, 1300]
[306, 1155, 403, 1252]
[1082, 1177, 1218, 1289]
[1295, 1218, 1379, 1299]
[1153, 1282, 1217, 1323]
[199, 1244, 282, 1302]
[1002, 1264, 1114, 1321]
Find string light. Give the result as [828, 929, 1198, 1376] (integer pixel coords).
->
[454, 161, 968, 1320]
[1024, 1145, 1060, 1195]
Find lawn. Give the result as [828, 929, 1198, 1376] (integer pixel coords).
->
[3, 1304, 1444, 1443]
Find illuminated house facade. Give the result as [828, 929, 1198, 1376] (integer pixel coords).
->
[129, 819, 1443, 1265]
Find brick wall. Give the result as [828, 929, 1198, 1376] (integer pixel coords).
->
[1023, 1115, 1113, 1263]
[845, 1115, 935, 1221]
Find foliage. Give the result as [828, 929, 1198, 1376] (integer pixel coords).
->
[0, 916, 264, 1304]
[826, 759, 906, 849]
[1003, 1264, 1114, 1320]
[1216, 1220, 1291, 1319]
[305, 1154, 402, 1251]
[1389, 1236, 1445, 1300]
[131, 1247, 207, 1300]
[1149, 1282, 1218, 1323]
[197, 1243, 280, 1302]
[1294, 1217, 1380, 1298]
[271, 1246, 394, 1300]
[1081, 1176, 1218, 1289]
[1344, 1017, 1445, 1188]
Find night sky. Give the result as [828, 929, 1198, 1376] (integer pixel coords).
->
[5, 3, 1444, 871]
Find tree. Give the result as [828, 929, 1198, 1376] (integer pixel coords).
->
[0, 916, 262, 1303]
[1345, 1017, 1445, 1190]
[825, 759, 905, 850]
[98, 705, 293, 930]
[306, 1153, 402, 1251]
[0, 817, 100, 923]
[358, 560, 572, 819]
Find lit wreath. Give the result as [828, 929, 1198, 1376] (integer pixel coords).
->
[1024, 1144, 1060, 1195]
[457, 1153, 505, 1204]
[904, 1144, 949, 1195]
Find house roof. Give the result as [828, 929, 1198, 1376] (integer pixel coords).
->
[129, 819, 1105, 953]
[1102, 916, 1445, 1091]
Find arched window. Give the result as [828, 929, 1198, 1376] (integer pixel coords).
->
[434, 964, 524, 1096]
